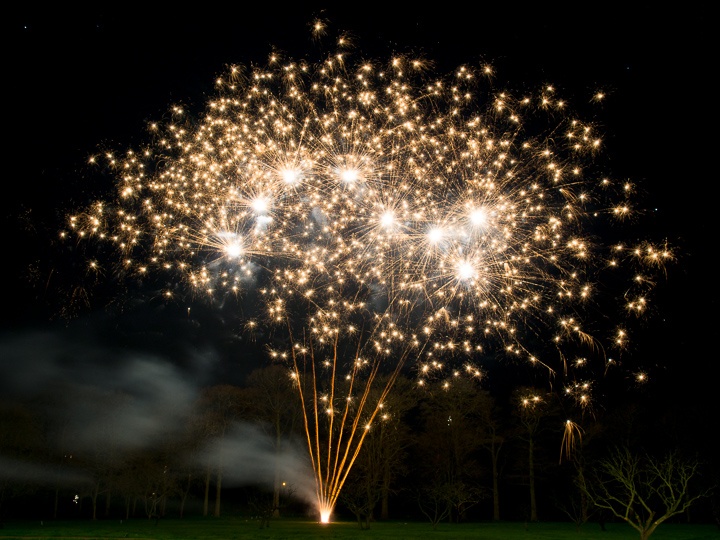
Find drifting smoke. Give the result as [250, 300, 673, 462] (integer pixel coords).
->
[0, 455, 89, 485]
[199, 423, 316, 506]
[0, 326, 200, 452]
[0, 320, 314, 507]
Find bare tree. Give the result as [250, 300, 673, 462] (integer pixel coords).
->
[416, 481, 452, 530]
[248, 484, 296, 530]
[476, 390, 505, 521]
[342, 373, 417, 524]
[339, 467, 381, 530]
[245, 364, 302, 517]
[71, 392, 132, 520]
[134, 453, 170, 521]
[415, 378, 488, 523]
[376, 375, 417, 520]
[584, 446, 712, 540]
[194, 385, 251, 517]
[511, 387, 558, 523]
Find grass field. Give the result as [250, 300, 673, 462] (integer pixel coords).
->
[0, 517, 717, 540]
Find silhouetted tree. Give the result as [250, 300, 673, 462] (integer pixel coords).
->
[245, 364, 302, 517]
[415, 378, 488, 523]
[71, 391, 132, 520]
[475, 390, 505, 521]
[341, 374, 417, 524]
[584, 446, 712, 540]
[194, 385, 251, 516]
[511, 386, 559, 523]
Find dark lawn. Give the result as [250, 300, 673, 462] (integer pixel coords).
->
[0, 518, 718, 540]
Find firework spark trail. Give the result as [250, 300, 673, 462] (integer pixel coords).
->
[63, 27, 672, 520]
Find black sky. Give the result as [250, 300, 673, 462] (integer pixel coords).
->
[3, 4, 717, 441]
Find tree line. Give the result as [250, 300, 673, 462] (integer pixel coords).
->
[1, 363, 717, 536]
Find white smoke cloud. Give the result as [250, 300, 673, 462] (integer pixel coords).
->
[0, 455, 90, 484]
[0, 327, 202, 452]
[200, 422, 316, 507]
[0, 323, 317, 506]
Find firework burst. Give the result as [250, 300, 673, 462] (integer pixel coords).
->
[62, 25, 672, 521]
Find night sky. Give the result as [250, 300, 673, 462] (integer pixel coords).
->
[3, 4, 717, 472]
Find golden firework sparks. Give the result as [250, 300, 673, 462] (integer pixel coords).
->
[63, 26, 672, 522]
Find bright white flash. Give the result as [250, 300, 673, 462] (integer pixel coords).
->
[380, 211, 395, 228]
[225, 243, 243, 258]
[252, 197, 269, 214]
[470, 208, 487, 226]
[340, 168, 359, 183]
[457, 261, 477, 280]
[281, 169, 300, 184]
[319, 507, 332, 523]
[427, 227, 444, 244]
[218, 231, 243, 258]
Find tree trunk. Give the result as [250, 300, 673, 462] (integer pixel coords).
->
[203, 467, 210, 517]
[104, 489, 111, 517]
[529, 438, 537, 522]
[91, 480, 100, 520]
[577, 463, 589, 524]
[179, 473, 191, 519]
[272, 424, 281, 517]
[213, 470, 223, 517]
[272, 469, 281, 517]
[491, 438, 500, 521]
[380, 467, 390, 520]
